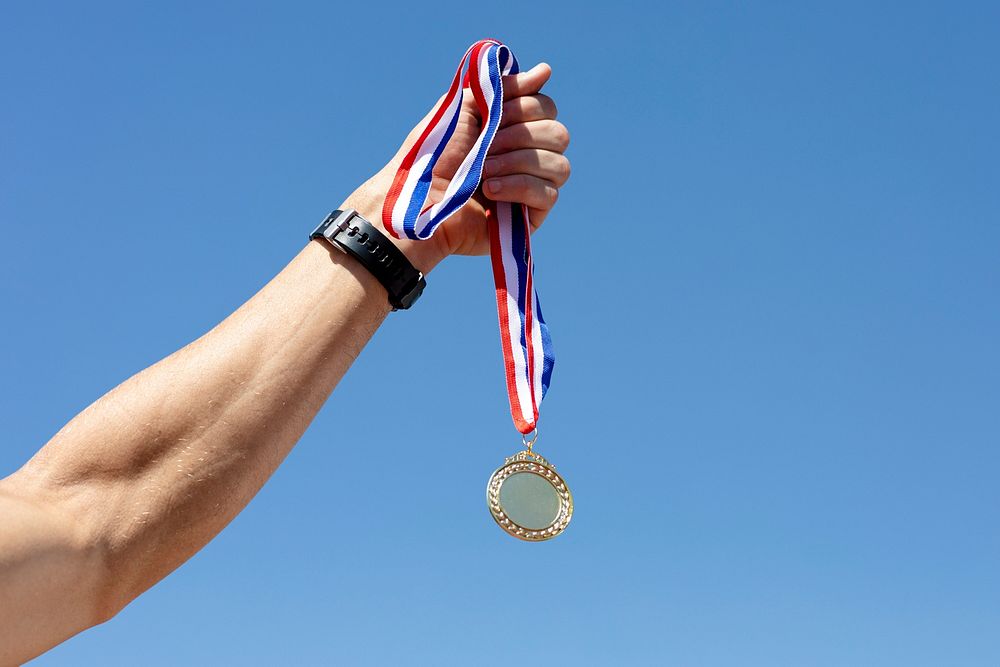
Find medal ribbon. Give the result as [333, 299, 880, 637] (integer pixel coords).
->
[382, 39, 554, 434]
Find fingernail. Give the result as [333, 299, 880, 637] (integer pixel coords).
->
[484, 157, 499, 176]
[487, 178, 502, 194]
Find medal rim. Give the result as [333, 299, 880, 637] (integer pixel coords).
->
[486, 451, 573, 541]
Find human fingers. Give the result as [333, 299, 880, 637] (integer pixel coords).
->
[501, 63, 552, 100]
[501, 93, 558, 128]
[484, 149, 571, 187]
[482, 173, 559, 212]
[489, 119, 570, 155]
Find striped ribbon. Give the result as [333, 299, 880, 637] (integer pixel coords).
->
[381, 39, 554, 435]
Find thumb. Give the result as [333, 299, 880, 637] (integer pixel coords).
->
[503, 63, 552, 100]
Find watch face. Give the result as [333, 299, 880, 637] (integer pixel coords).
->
[487, 451, 573, 541]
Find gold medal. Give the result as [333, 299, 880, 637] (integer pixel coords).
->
[486, 430, 573, 541]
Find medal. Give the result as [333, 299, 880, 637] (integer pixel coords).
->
[487, 430, 573, 541]
[382, 39, 571, 541]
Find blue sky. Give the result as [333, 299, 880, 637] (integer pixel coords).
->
[2, 1, 998, 665]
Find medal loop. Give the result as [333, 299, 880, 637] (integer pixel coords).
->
[521, 428, 539, 452]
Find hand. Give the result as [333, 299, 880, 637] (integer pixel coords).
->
[344, 63, 571, 273]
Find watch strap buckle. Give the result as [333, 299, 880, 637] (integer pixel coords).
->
[309, 208, 426, 311]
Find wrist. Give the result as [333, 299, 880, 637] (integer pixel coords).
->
[341, 175, 447, 275]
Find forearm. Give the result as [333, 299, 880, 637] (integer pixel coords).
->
[0, 57, 569, 663]
[2, 237, 389, 654]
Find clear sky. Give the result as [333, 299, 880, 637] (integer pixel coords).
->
[2, 1, 998, 665]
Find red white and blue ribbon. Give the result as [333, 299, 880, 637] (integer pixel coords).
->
[382, 39, 554, 434]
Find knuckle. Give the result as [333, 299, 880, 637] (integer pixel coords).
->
[543, 184, 560, 207]
[555, 156, 571, 183]
[536, 94, 558, 119]
[551, 122, 571, 150]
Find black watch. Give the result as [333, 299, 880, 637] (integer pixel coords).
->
[310, 209, 426, 311]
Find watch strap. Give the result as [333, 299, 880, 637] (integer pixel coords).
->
[310, 209, 426, 310]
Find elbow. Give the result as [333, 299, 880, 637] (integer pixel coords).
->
[6, 470, 134, 627]
[84, 538, 126, 628]
[56, 491, 132, 628]
[76, 508, 145, 628]
[0, 472, 127, 661]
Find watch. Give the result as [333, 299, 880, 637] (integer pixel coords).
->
[310, 208, 426, 310]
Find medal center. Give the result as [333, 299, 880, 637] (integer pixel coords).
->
[499, 472, 560, 530]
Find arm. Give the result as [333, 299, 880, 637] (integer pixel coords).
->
[0, 239, 390, 663]
[0, 63, 568, 664]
